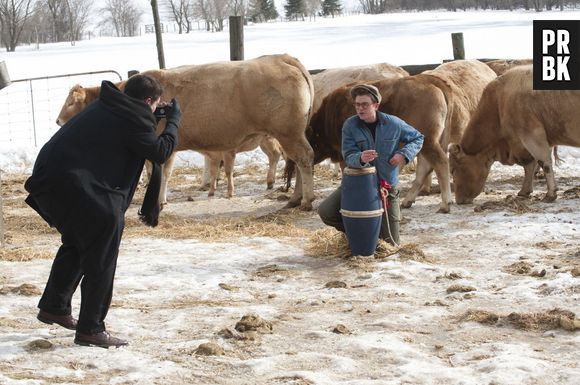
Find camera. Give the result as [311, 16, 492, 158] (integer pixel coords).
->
[154, 102, 173, 118]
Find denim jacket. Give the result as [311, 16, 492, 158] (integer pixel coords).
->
[342, 112, 424, 187]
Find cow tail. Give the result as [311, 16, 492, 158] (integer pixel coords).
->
[283, 159, 296, 191]
[280, 54, 315, 193]
[281, 54, 315, 123]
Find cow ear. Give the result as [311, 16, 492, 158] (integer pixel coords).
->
[448, 143, 462, 157]
[72, 90, 86, 104]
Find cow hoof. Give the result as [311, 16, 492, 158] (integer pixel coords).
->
[542, 194, 557, 203]
[437, 207, 450, 214]
[517, 191, 532, 198]
[266, 183, 274, 190]
[208, 192, 215, 197]
[401, 201, 413, 209]
[284, 200, 301, 209]
[299, 203, 313, 211]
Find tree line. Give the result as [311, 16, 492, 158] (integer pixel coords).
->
[0, 0, 578, 52]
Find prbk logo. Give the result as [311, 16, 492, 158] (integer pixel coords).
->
[533, 20, 580, 90]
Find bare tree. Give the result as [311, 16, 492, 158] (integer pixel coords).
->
[194, 0, 229, 32]
[46, 0, 67, 41]
[0, 0, 36, 51]
[230, 0, 246, 16]
[304, 0, 321, 19]
[66, 0, 92, 42]
[165, 0, 194, 33]
[101, 0, 144, 37]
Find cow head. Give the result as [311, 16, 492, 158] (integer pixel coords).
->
[56, 85, 89, 126]
[448, 143, 491, 204]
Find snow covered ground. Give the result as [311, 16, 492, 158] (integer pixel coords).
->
[0, 9, 579, 385]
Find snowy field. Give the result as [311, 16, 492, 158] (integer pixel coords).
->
[0, 9, 579, 385]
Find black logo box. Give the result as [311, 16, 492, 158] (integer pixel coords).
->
[533, 20, 580, 90]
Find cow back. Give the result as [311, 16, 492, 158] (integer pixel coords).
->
[140, 54, 314, 152]
[312, 63, 408, 113]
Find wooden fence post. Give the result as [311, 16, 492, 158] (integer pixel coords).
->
[229, 16, 244, 61]
[151, 0, 166, 69]
[451, 32, 465, 60]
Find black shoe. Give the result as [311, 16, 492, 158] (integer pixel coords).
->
[74, 331, 128, 349]
[37, 310, 77, 330]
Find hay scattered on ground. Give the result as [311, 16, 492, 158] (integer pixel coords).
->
[235, 314, 273, 333]
[304, 229, 351, 258]
[446, 284, 477, 294]
[562, 186, 580, 199]
[474, 195, 533, 213]
[0, 283, 42, 296]
[124, 212, 311, 241]
[504, 261, 533, 275]
[194, 342, 225, 356]
[458, 308, 580, 332]
[304, 229, 432, 263]
[0, 247, 53, 262]
[313, 164, 341, 180]
[396, 243, 433, 263]
[457, 309, 500, 325]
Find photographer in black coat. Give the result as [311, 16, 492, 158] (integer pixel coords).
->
[24, 74, 181, 348]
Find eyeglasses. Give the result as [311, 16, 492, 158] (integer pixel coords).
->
[353, 102, 374, 109]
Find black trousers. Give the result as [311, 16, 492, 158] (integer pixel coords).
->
[32, 188, 124, 334]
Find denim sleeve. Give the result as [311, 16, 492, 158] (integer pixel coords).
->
[342, 119, 365, 168]
[394, 118, 424, 163]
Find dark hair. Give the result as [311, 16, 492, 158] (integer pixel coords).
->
[124, 74, 163, 101]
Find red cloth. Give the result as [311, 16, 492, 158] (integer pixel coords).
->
[380, 179, 391, 210]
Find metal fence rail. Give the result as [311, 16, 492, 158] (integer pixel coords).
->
[0, 70, 123, 147]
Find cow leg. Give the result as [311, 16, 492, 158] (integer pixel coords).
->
[279, 136, 314, 210]
[207, 153, 221, 197]
[200, 155, 211, 191]
[159, 152, 176, 208]
[223, 150, 236, 198]
[520, 133, 556, 202]
[259, 137, 282, 190]
[144, 160, 152, 182]
[419, 166, 433, 195]
[401, 155, 433, 209]
[518, 161, 536, 197]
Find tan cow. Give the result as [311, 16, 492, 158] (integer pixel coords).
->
[448, 65, 580, 204]
[57, 83, 284, 200]
[56, 54, 315, 209]
[288, 59, 496, 213]
[312, 63, 409, 113]
[484, 58, 533, 76]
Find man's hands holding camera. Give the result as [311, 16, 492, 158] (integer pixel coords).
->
[154, 98, 182, 125]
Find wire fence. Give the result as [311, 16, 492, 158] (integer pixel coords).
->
[0, 70, 123, 147]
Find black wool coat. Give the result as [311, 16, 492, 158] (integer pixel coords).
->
[24, 81, 178, 229]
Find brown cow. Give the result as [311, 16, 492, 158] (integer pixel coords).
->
[56, 54, 314, 209]
[288, 59, 497, 213]
[448, 65, 580, 204]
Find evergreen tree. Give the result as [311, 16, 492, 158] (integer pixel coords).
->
[248, 0, 264, 22]
[264, 0, 279, 20]
[284, 0, 305, 20]
[322, 0, 342, 16]
[248, 0, 279, 22]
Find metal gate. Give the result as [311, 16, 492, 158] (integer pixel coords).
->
[0, 70, 123, 147]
